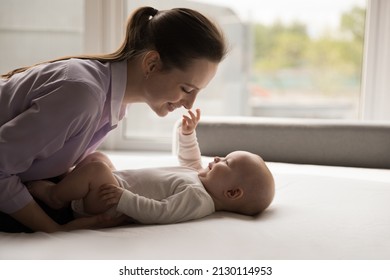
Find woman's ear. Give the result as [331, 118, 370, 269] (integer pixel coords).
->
[224, 188, 244, 200]
[142, 50, 160, 77]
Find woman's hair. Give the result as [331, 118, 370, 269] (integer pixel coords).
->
[2, 6, 227, 79]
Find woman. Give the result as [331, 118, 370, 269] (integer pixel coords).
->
[0, 7, 227, 232]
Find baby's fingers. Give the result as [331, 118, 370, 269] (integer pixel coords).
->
[195, 108, 201, 121]
[102, 195, 120, 207]
[99, 184, 122, 203]
[99, 183, 118, 192]
[188, 109, 200, 122]
[187, 110, 196, 120]
[182, 115, 192, 124]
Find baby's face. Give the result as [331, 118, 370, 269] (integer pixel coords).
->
[198, 151, 262, 197]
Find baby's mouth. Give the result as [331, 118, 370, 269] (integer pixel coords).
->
[198, 166, 210, 177]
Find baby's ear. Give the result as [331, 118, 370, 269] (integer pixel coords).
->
[225, 188, 244, 200]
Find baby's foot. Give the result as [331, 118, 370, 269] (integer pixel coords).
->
[27, 180, 65, 209]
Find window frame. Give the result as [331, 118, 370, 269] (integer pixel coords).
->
[360, 0, 390, 120]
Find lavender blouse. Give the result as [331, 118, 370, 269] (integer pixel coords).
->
[0, 58, 127, 214]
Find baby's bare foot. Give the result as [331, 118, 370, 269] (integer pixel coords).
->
[27, 180, 65, 209]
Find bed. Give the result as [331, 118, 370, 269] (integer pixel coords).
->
[1, 117, 389, 260]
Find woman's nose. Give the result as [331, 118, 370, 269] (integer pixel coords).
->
[182, 93, 197, 109]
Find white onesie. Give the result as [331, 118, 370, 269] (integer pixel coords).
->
[72, 130, 215, 224]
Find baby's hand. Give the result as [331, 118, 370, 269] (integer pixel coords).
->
[99, 183, 124, 207]
[181, 109, 201, 135]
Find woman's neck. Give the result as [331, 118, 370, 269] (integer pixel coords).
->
[123, 59, 145, 104]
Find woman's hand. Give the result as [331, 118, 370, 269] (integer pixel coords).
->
[61, 214, 127, 231]
[181, 108, 201, 135]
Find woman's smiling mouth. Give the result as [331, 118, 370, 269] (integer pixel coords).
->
[168, 102, 180, 112]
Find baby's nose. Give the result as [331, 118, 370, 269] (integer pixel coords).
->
[214, 157, 221, 163]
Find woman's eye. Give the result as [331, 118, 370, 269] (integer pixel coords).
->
[181, 87, 192, 94]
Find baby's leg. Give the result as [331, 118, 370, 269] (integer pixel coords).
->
[30, 161, 118, 213]
[58, 161, 120, 215]
[75, 151, 116, 170]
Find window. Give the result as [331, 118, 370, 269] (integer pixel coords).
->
[2, 0, 389, 152]
[245, 1, 366, 120]
[110, 0, 368, 151]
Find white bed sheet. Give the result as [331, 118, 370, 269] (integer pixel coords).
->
[1, 151, 389, 260]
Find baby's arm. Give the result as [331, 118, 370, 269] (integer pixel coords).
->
[115, 186, 213, 224]
[177, 109, 203, 170]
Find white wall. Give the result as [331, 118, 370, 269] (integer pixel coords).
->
[0, 0, 84, 74]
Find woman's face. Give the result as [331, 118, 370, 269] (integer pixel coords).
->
[144, 58, 218, 117]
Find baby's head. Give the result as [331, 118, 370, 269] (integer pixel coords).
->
[198, 151, 275, 215]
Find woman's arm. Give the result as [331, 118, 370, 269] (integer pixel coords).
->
[0, 84, 104, 232]
[0, 60, 116, 232]
[0, 81, 101, 216]
[10, 201, 62, 232]
[12, 192, 126, 233]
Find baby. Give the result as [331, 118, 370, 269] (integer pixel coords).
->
[28, 109, 275, 226]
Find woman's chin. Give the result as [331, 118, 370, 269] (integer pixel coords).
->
[153, 107, 169, 117]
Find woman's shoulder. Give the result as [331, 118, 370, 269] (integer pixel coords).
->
[65, 59, 110, 82]
[54, 58, 110, 95]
